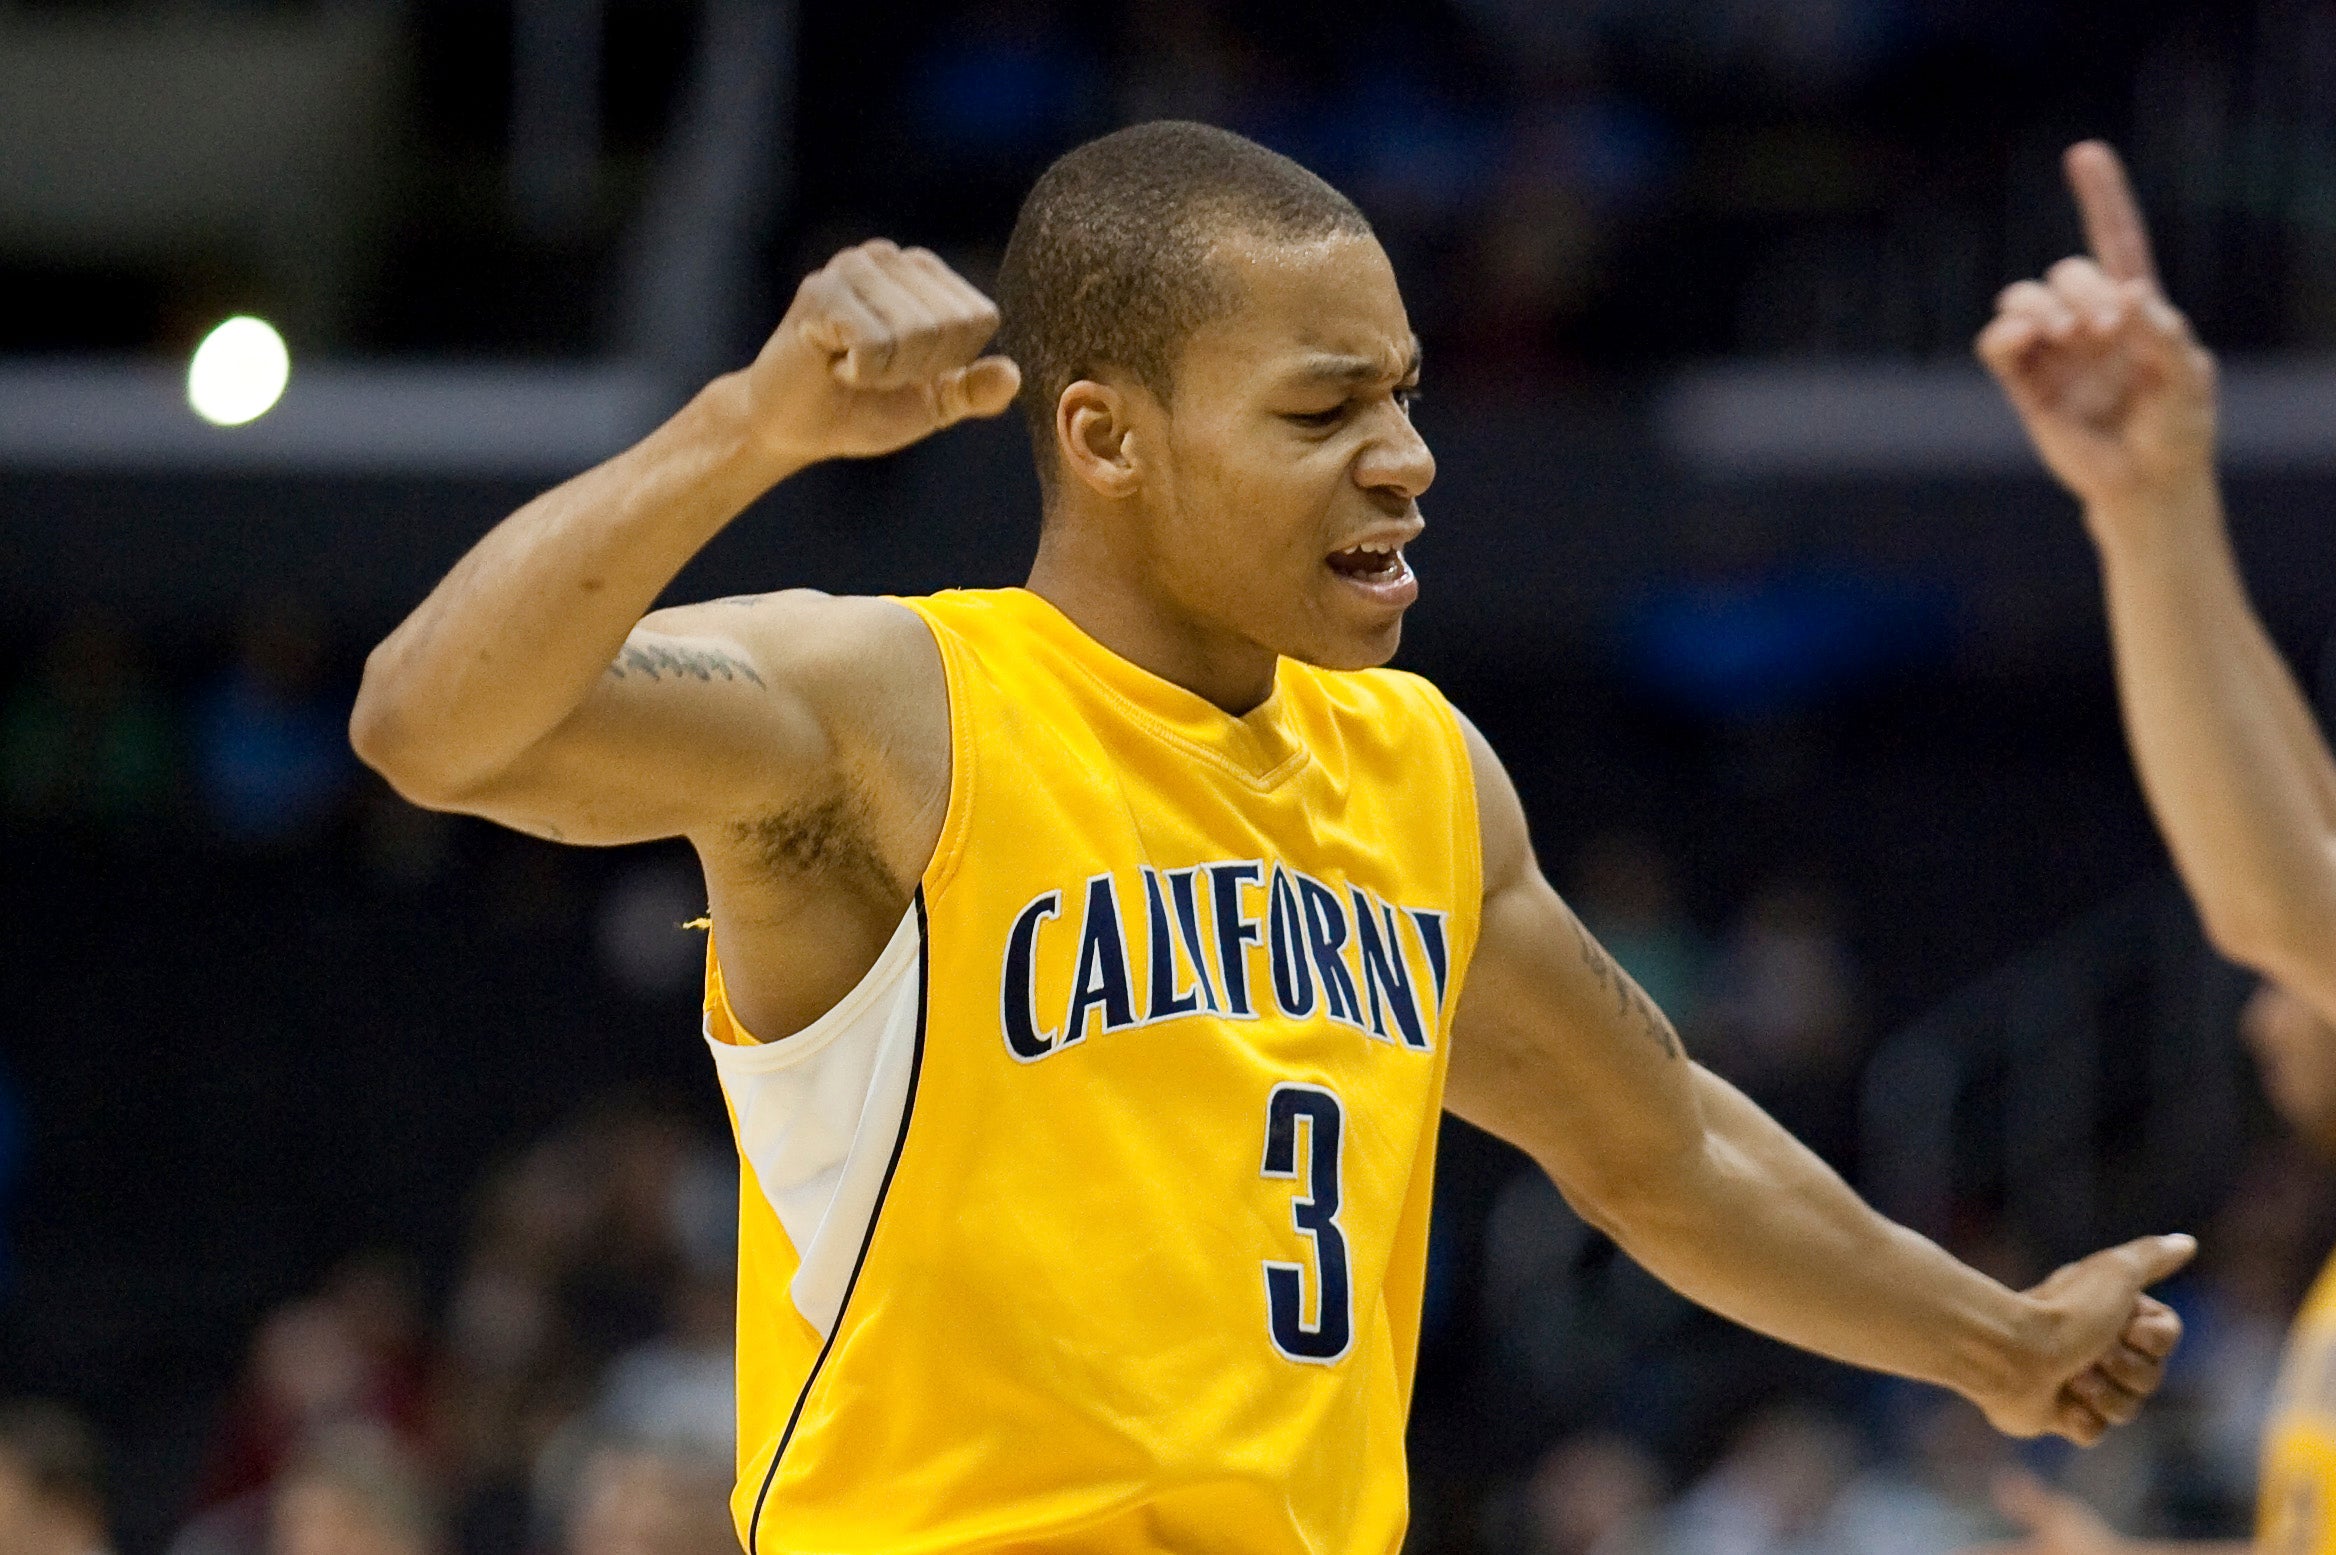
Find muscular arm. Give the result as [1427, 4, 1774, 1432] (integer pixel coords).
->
[1978, 142, 2336, 1022]
[1443, 712, 2190, 1443]
[2089, 482, 2336, 1013]
[354, 378, 880, 845]
[349, 241, 1017, 846]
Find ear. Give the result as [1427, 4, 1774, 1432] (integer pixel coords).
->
[1054, 378, 1146, 500]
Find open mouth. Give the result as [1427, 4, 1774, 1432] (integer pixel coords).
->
[1325, 542, 1409, 585]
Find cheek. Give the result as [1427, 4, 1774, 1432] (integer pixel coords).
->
[1171, 451, 1329, 569]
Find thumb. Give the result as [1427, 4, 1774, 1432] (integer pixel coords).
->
[933, 356, 1022, 426]
[2114, 1232, 2197, 1289]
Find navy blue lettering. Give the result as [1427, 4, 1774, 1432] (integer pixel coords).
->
[1167, 868, 1221, 1014]
[1143, 869, 1202, 1022]
[1064, 874, 1137, 1043]
[1267, 866, 1316, 1019]
[1000, 891, 1061, 1059]
[1297, 875, 1363, 1028]
[1351, 887, 1428, 1049]
[1209, 862, 1263, 1017]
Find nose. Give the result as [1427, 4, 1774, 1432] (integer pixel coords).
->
[1354, 403, 1436, 505]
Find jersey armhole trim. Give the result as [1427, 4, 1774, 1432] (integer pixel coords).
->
[1414, 674, 1484, 1041]
[743, 885, 931, 1555]
[893, 596, 975, 905]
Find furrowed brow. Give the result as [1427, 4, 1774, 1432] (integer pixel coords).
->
[1289, 338, 1425, 387]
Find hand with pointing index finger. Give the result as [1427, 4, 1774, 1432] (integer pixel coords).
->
[1976, 142, 2217, 521]
[739, 239, 1022, 472]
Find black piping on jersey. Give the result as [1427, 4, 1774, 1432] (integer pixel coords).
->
[746, 887, 932, 1554]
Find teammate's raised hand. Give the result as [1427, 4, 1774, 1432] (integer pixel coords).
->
[1977, 143, 2217, 516]
[1968, 1233, 2191, 1446]
[742, 240, 1021, 469]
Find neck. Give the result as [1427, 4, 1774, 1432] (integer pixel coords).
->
[1025, 516, 1279, 715]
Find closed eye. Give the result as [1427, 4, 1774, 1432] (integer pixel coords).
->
[1284, 405, 1348, 430]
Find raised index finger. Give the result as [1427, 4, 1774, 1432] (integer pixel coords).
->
[2065, 140, 2160, 290]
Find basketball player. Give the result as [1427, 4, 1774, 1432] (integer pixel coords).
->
[354, 123, 2191, 1553]
[1975, 141, 2336, 1555]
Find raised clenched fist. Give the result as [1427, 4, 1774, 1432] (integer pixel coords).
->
[1977, 142, 2217, 520]
[741, 240, 1022, 469]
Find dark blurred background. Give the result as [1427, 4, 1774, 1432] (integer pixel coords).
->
[5, 1, 2336, 1552]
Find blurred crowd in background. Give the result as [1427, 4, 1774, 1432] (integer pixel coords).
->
[0, 1097, 745, 1555]
[12, 0, 2336, 374]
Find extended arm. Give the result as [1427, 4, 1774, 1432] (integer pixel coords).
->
[350, 242, 1018, 844]
[2092, 482, 2336, 1009]
[1443, 712, 2189, 1443]
[1978, 142, 2336, 1021]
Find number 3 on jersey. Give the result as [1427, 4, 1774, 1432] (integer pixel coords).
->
[1261, 1083, 1352, 1363]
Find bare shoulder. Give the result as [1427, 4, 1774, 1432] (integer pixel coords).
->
[642, 588, 946, 755]
[1443, 702, 1536, 901]
[649, 589, 950, 906]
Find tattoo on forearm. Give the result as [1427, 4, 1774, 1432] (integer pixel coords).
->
[1570, 914, 1683, 1060]
[605, 641, 767, 688]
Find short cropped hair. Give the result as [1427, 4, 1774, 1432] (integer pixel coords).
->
[0, 1399, 105, 1521]
[995, 121, 1373, 487]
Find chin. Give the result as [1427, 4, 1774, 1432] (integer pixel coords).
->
[1290, 620, 1405, 672]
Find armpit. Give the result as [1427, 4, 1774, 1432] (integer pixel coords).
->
[728, 784, 900, 898]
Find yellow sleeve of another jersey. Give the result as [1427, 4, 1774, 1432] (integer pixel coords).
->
[2262, 1254, 2336, 1555]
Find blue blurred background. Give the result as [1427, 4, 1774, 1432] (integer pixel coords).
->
[5, 1, 2336, 1551]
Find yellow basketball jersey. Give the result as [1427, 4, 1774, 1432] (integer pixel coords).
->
[2263, 1251, 2336, 1555]
[701, 587, 1482, 1553]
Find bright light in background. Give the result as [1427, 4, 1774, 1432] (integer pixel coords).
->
[187, 316, 289, 426]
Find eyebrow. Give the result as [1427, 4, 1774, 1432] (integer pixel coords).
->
[1287, 338, 1424, 386]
